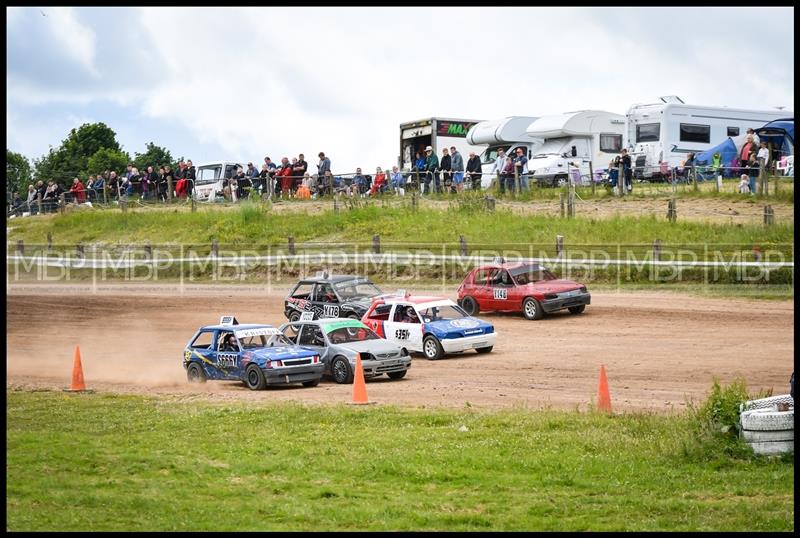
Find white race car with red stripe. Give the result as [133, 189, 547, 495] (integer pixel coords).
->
[361, 294, 496, 360]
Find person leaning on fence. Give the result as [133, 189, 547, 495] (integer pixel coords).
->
[369, 167, 387, 196]
[390, 166, 405, 196]
[413, 151, 426, 190]
[174, 161, 188, 198]
[607, 156, 620, 188]
[491, 148, 508, 193]
[26, 184, 37, 214]
[317, 152, 331, 183]
[466, 151, 482, 190]
[424, 145, 439, 194]
[514, 147, 528, 191]
[440, 147, 452, 192]
[450, 146, 465, 193]
[69, 177, 86, 204]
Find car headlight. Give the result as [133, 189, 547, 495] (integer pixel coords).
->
[579, 286, 587, 293]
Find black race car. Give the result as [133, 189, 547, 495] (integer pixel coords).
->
[284, 273, 385, 321]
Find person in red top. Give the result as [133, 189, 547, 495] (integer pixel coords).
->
[174, 161, 189, 198]
[739, 135, 757, 177]
[369, 166, 386, 196]
[69, 177, 86, 203]
[276, 157, 294, 197]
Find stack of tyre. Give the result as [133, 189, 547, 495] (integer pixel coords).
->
[738, 394, 794, 455]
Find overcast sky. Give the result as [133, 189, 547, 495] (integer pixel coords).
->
[6, 6, 794, 174]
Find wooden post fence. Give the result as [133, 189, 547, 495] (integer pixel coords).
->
[16, 240, 24, 256]
[667, 198, 677, 223]
[617, 164, 625, 197]
[288, 235, 296, 256]
[653, 239, 662, 262]
[589, 161, 595, 196]
[459, 235, 468, 257]
[560, 192, 565, 217]
[372, 234, 381, 254]
[763, 205, 774, 226]
[47, 232, 52, 250]
[556, 235, 564, 259]
[211, 239, 219, 258]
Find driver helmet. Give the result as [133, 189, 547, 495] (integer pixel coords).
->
[405, 307, 418, 321]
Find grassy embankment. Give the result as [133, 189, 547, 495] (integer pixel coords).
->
[7, 201, 793, 294]
[6, 389, 794, 531]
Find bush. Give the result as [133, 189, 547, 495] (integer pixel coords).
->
[682, 377, 772, 462]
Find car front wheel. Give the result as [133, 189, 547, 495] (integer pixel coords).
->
[244, 364, 267, 390]
[289, 311, 302, 322]
[523, 297, 544, 320]
[387, 369, 407, 380]
[423, 335, 444, 360]
[568, 305, 586, 315]
[331, 356, 354, 384]
[475, 346, 493, 354]
[302, 379, 320, 387]
[186, 362, 206, 383]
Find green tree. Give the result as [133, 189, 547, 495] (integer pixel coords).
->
[6, 149, 33, 198]
[87, 148, 129, 178]
[33, 122, 126, 186]
[132, 142, 175, 172]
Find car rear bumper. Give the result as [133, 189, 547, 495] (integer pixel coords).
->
[542, 292, 591, 313]
[264, 364, 325, 385]
[362, 357, 412, 377]
[441, 332, 497, 353]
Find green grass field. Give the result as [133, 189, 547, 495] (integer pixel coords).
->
[6, 390, 794, 531]
[7, 201, 793, 248]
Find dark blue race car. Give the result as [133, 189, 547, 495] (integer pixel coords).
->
[183, 317, 325, 390]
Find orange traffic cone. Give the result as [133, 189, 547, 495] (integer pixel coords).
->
[596, 364, 612, 413]
[64, 345, 89, 392]
[350, 353, 372, 405]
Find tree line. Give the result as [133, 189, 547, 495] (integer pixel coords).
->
[6, 122, 179, 199]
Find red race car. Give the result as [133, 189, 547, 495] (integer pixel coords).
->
[457, 260, 591, 320]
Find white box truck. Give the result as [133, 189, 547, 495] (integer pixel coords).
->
[466, 116, 543, 189]
[526, 110, 626, 186]
[193, 160, 244, 201]
[399, 117, 484, 173]
[626, 96, 792, 180]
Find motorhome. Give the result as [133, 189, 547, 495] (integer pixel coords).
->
[626, 97, 792, 179]
[193, 161, 244, 201]
[398, 117, 485, 174]
[526, 110, 625, 186]
[466, 116, 543, 188]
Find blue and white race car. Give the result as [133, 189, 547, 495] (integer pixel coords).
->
[182, 316, 325, 390]
[361, 295, 497, 360]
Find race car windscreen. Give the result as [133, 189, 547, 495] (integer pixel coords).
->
[334, 280, 383, 300]
[510, 265, 556, 285]
[418, 304, 468, 322]
[326, 326, 379, 344]
[240, 334, 293, 349]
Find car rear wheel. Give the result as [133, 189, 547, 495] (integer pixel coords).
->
[186, 362, 206, 383]
[347, 313, 361, 320]
[244, 364, 267, 390]
[568, 305, 586, 315]
[331, 356, 354, 384]
[423, 335, 444, 360]
[461, 296, 479, 316]
[387, 370, 407, 380]
[302, 379, 320, 387]
[522, 297, 544, 320]
[475, 346, 493, 354]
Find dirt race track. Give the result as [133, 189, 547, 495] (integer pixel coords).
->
[6, 284, 794, 412]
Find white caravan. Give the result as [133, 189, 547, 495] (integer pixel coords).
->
[193, 161, 244, 201]
[526, 110, 625, 186]
[398, 117, 485, 174]
[626, 97, 792, 179]
[466, 116, 543, 188]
